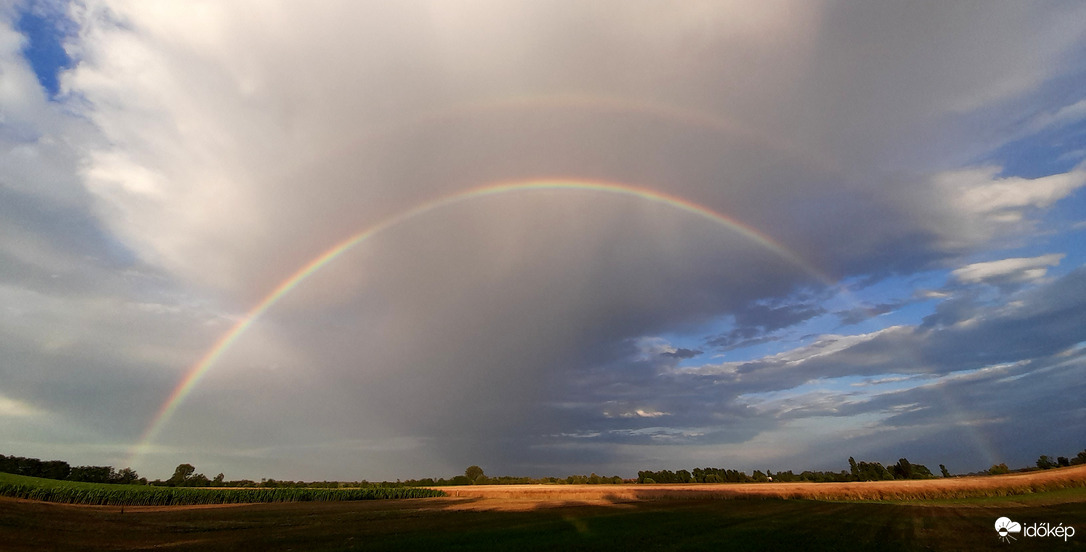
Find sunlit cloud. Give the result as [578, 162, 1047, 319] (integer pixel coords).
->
[0, 394, 45, 418]
[952, 254, 1064, 285]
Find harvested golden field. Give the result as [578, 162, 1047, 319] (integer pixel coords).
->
[435, 464, 1086, 507]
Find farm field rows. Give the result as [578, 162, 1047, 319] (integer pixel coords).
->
[2, 466, 1085, 550]
[0, 472, 444, 505]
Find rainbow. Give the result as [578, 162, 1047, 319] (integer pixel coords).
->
[127, 178, 834, 463]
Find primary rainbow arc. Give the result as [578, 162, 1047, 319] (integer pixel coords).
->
[128, 178, 833, 463]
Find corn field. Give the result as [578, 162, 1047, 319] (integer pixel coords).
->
[0, 480, 444, 506]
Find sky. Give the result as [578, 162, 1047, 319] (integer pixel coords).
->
[1, 0, 1085, 482]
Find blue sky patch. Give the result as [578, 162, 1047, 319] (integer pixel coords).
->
[16, 2, 73, 98]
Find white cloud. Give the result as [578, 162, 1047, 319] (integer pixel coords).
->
[917, 290, 951, 299]
[952, 254, 1065, 285]
[945, 167, 1086, 213]
[767, 327, 907, 367]
[1025, 99, 1086, 135]
[0, 12, 97, 206]
[924, 166, 1086, 249]
[602, 407, 671, 419]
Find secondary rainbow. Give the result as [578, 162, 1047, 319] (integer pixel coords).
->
[128, 178, 833, 463]
[293, 93, 839, 185]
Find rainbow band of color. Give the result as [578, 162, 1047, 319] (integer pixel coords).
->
[128, 178, 832, 463]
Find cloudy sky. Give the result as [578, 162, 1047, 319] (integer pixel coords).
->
[2, 0, 1085, 481]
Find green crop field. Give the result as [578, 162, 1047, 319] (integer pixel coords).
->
[0, 472, 444, 506]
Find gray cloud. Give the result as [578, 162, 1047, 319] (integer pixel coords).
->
[2, 1, 1085, 479]
[706, 330, 781, 352]
[707, 301, 826, 350]
[661, 348, 701, 360]
[836, 301, 908, 326]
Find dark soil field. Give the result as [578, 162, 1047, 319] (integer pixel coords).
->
[3, 468, 1085, 551]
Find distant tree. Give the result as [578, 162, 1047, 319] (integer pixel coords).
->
[1074, 450, 1086, 466]
[891, 458, 913, 480]
[848, 457, 859, 479]
[41, 460, 71, 481]
[852, 461, 893, 481]
[68, 466, 113, 483]
[17, 457, 43, 478]
[111, 467, 140, 484]
[888, 458, 934, 480]
[940, 464, 951, 478]
[168, 464, 196, 486]
[988, 463, 1009, 475]
[752, 470, 768, 483]
[465, 465, 484, 482]
[912, 463, 934, 479]
[1057, 457, 1070, 467]
[213, 473, 225, 486]
[1036, 455, 1057, 470]
[774, 470, 798, 482]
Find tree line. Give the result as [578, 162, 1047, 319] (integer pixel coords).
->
[0, 454, 143, 484]
[634, 449, 1086, 484]
[6, 447, 1084, 488]
[1035, 450, 1086, 470]
[379, 466, 629, 487]
[634, 458, 938, 484]
[965, 449, 1086, 477]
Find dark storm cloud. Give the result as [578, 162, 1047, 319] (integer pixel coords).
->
[836, 301, 909, 326]
[661, 348, 701, 359]
[0, 184, 148, 295]
[522, 268, 1086, 471]
[733, 303, 827, 331]
[734, 268, 1086, 386]
[804, 353, 1086, 471]
[706, 330, 780, 352]
[706, 301, 825, 350]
